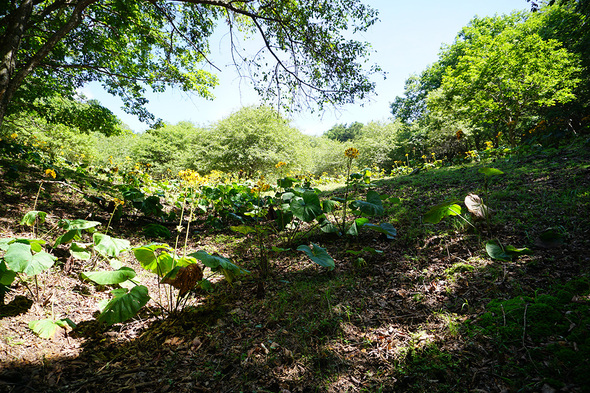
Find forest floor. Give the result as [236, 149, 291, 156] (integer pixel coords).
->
[1, 139, 589, 393]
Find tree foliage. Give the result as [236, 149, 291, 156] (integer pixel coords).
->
[323, 122, 364, 142]
[205, 106, 304, 177]
[391, 4, 588, 152]
[0, 0, 380, 126]
[429, 13, 581, 146]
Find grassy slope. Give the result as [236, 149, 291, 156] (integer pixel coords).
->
[0, 140, 589, 392]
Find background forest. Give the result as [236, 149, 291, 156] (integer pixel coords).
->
[1, 1, 590, 392]
[2, 2, 589, 179]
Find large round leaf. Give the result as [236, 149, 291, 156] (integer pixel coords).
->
[20, 211, 47, 226]
[478, 167, 504, 177]
[290, 191, 322, 222]
[297, 243, 335, 270]
[81, 267, 136, 285]
[4, 243, 56, 276]
[188, 251, 249, 283]
[424, 202, 462, 224]
[97, 285, 150, 326]
[59, 219, 101, 231]
[350, 190, 384, 217]
[364, 223, 397, 239]
[93, 233, 130, 257]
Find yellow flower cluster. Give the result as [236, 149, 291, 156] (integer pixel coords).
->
[113, 198, 125, 206]
[253, 177, 271, 193]
[275, 161, 287, 168]
[178, 169, 205, 185]
[45, 168, 56, 179]
[485, 141, 494, 150]
[344, 147, 359, 159]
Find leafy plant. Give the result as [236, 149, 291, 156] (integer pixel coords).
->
[297, 243, 335, 271]
[485, 240, 532, 262]
[0, 237, 57, 302]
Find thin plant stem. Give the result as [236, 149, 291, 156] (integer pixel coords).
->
[341, 158, 352, 233]
[31, 182, 44, 238]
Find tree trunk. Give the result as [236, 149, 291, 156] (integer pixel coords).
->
[0, 0, 34, 127]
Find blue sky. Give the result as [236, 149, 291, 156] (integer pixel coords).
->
[84, 0, 528, 135]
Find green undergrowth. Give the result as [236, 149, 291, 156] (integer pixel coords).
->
[471, 277, 590, 391]
[1, 139, 590, 391]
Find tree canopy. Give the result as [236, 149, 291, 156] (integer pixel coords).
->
[429, 15, 581, 146]
[0, 0, 381, 127]
[390, 3, 588, 150]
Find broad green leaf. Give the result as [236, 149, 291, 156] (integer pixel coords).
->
[188, 251, 249, 283]
[485, 241, 512, 262]
[93, 233, 130, 258]
[350, 190, 384, 216]
[132, 243, 173, 265]
[142, 223, 172, 239]
[364, 223, 397, 239]
[54, 230, 80, 247]
[230, 225, 257, 235]
[322, 199, 339, 213]
[59, 219, 101, 231]
[277, 177, 296, 189]
[70, 242, 91, 261]
[14, 238, 46, 252]
[280, 192, 296, 202]
[0, 238, 15, 251]
[290, 191, 322, 222]
[133, 244, 176, 276]
[346, 221, 360, 236]
[4, 243, 56, 276]
[318, 216, 339, 234]
[147, 253, 175, 277]
[29, 319, 60, 339]
[505, 245, 533, 256]
[355, 217, 370, 226]
[29, 318, 76, 339]
[0, 261, 16, 286]
[81, 267, 136, 285]
[98, 285, 150, 326]
[297, 243, 335, 270]
[424, 202, 462, 224]
[20, 211, 47, 226]
[478, 167, 504, 177]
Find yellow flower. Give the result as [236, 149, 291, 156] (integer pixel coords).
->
[485, 141, 494, 150]
[344, 147, 359, 159]
[275, 161, 287, 168]
[252, 176, 271, 193]
[178, 169, 204, 185]
[113, 198, 125, 206]
[10, 133, 17, 139]
[44, 169, 56, 179]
